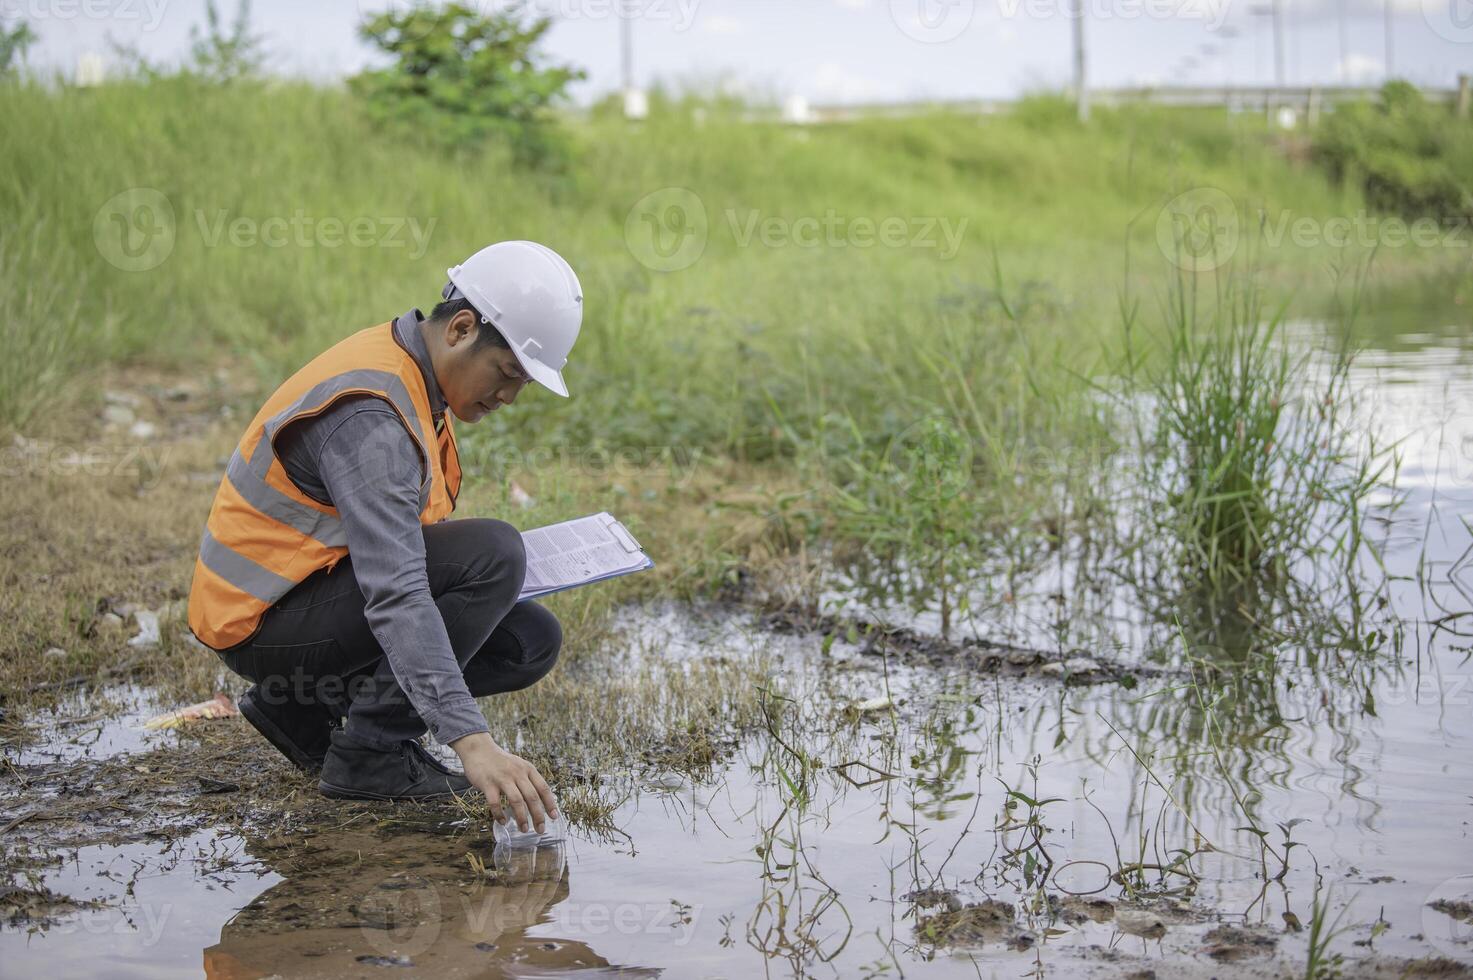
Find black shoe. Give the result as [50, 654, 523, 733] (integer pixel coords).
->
[238, 685, 336, 773]
[318, 729, 474, 802]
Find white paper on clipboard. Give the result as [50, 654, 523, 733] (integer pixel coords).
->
[518, 512, 653, 601]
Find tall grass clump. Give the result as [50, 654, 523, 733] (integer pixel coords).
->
[771, 266, 1118, 638]
[0, 229, 92, 429]
[1116, 258, 1392, 617]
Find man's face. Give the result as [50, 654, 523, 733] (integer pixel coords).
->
[436, 311, 531, 423]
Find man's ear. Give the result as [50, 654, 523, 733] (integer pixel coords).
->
[444, 309, 479, 349]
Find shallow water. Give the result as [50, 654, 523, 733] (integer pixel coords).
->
[3, 298, 1473, 978]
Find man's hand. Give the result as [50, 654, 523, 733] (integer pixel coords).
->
[450, 731, 558, 833]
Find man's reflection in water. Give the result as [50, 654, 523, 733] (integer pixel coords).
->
[202, 825, 660, 978]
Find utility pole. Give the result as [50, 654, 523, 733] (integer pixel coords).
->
[1336, 2, 1348, 84]
[1272, 0, 1285, 89]
[1072, 0, 1088, 122]
[1384, 0, 1394, 80]
[620, 0, 633, 96]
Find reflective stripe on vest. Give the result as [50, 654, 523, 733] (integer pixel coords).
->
[186, 323, 461, 650]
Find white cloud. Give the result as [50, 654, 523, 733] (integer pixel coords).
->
[809, 60, 893, 103]
[702, 14, 745, 35]
[1337, 52, 1386, 83]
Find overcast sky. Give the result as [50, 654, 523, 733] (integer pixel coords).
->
[13, 0, 1473, 103]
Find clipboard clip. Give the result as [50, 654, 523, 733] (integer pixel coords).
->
[601, 513, 642, 553]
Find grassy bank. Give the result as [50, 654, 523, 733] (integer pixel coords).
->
[1, 80, 1461, 438]
[2, 77, 1465, 696]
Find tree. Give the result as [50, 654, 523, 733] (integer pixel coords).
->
[0, 14, 35, 78]
[110, 0, 265, 82]
[352, 2, 584, 168]
[188, 0, 267, 82]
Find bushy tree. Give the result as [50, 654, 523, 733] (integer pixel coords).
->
[1314, 81, 1473, 221]
[110, 0, 265, 82]
[0, 14, 35, 78]
[352, 2, 584, 168]
[188, 0, 267, 82]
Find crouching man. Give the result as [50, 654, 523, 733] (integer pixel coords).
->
[187, 242, 582, 834]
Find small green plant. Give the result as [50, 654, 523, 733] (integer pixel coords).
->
[352, 1, 583, 167]
[1304, 881, 1352, 979]
[995, 758, 1062, 894]
[828, 413, 982, 639]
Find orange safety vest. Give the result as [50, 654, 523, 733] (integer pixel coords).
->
[187, 322, 462, 650]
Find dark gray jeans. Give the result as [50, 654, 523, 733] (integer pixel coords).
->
[218, 518, 561, 748]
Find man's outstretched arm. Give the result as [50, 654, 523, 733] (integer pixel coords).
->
[309, 401, 557, 830]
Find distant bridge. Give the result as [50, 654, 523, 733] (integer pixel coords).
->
[795, 78, 1470, 126]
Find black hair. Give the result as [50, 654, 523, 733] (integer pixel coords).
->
[430, 296, 509, 350]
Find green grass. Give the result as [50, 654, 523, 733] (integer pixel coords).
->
[0, 79, 1449, 445]
[2, 77, 1457, 640]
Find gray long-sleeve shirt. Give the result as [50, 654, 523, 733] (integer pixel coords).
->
[273, 310, 489, 746]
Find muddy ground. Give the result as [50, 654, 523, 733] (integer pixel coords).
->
[3, 371, 1472, 979]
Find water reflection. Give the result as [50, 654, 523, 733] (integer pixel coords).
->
[203, 825, 659, 978]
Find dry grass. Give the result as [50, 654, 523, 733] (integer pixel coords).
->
[0, 359, 800, 757]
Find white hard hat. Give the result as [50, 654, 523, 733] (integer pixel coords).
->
[445, 241, 583, 397]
